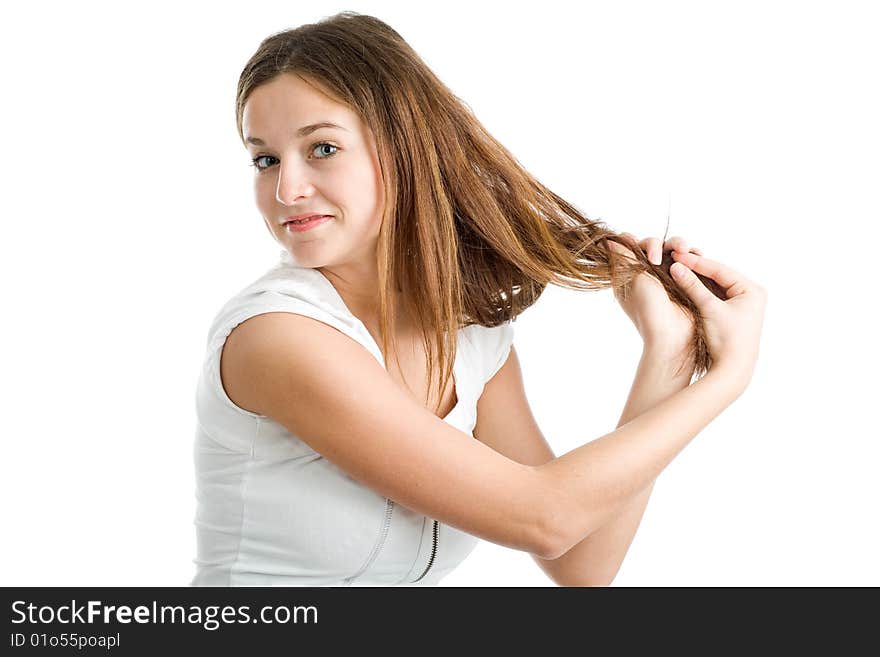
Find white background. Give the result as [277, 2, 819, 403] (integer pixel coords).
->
[2, 0, 877, 586]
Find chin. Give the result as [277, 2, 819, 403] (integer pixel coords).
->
[284, 243, 334, 268]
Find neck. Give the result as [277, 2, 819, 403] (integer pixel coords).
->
[317, 265, 411, 335]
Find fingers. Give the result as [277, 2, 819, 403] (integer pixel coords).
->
[638, 235, 702, 266]
[609, 233, 641, 263]
[671, 250, 751, 292]
[618, 232, 640, 253]
[669, 258, 722, 308]
[638, 237, 663, 265]
[614, 232, 704, 267]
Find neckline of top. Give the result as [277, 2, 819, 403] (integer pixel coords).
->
[278, 252, 463, 422]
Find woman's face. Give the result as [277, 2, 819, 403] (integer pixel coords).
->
[241, 73, 385, 268]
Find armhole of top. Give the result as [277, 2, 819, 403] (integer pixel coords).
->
[484, 320, 515, 384]
[205, 294, 369, 419]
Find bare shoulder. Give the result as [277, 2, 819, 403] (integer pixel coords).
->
[218, 312, 555, 558]
[220, 312, 343, 416]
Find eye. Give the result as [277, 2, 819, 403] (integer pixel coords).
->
[311, 141, 339, 159]
[250, 155, 277, 171]
[249, 142, 339, 172]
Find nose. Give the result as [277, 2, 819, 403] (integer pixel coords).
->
[274, 159, 316, 206]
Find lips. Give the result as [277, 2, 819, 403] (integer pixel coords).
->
[283, 214, 334, 233]
[283, 213, 332, 225]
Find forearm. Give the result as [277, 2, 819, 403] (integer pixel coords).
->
[533, 348, 693, 585]
[534, 356, 742, 559]
[609, 346, 696, 502]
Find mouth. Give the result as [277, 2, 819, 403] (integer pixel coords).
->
[283, 214, 333, 226]
[283, 215, 334, 232]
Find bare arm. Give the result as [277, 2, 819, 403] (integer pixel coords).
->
[224, 312, 744, 561]
[532, 347, 693, 585]
[535, 362, 743, 559]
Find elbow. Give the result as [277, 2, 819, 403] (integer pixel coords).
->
[525, 475, 568, 560]
[533, 529, 565, 561]
[533, 506, 583, 562]
[528, 468, 596, 561]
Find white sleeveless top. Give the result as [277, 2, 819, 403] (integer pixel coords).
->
[190, 251, 515, 586]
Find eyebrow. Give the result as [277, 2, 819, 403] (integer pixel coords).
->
[245, 121, 348, 146]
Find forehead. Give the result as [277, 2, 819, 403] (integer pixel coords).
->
[242, 74, 354, 136]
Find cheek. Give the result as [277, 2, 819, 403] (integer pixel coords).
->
[254, 175, 272, 199]
[254, 178, 278, 217]
[355, 158, 384, 219]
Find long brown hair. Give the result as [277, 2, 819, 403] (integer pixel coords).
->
[235, 11, 712, 408]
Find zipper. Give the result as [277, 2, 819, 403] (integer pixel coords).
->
[343, 499, 395, 585]
[411, 519, 439, 583]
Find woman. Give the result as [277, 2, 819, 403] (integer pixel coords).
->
[191, 12, 767, 586]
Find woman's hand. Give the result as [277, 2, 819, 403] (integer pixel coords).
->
[669, 250, 768, 388]
[609, 233, 703, 358]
